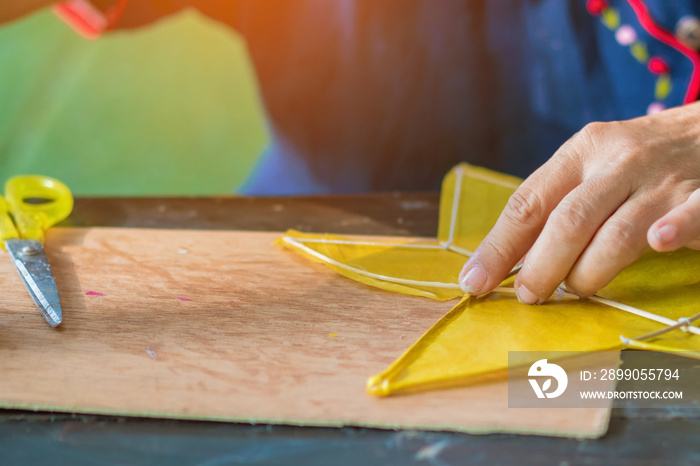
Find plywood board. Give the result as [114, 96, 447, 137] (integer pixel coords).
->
[0, 228, 611, 438]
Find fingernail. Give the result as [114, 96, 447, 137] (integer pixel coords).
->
[459, 264, 487, 294]
[655, 224, 677, 244]
[516, 284, 542, 305]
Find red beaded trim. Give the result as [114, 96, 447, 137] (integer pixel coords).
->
[648, 57, 669, 74]
[587, 0, 609, 16]
[627, 0, 700, 104]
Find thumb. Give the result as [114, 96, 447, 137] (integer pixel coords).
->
[648, 189, 700, 252]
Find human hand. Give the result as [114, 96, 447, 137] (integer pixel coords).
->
[458, 102, 700, 304]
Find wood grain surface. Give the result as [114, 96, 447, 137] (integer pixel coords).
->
[0, 228, 610, 438]
[67, 193, 441, 237]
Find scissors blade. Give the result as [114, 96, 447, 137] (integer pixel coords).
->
[5, 239, 62, 327]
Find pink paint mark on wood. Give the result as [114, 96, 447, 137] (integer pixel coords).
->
[177, 297, 192, 302]
[86, 291, 105, 296]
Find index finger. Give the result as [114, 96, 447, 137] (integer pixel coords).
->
[458, 151, 582, 296]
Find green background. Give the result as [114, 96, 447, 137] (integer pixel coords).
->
[0, 9, 269, 195]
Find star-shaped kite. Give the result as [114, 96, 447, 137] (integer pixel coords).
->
[277, 164, 700, 396]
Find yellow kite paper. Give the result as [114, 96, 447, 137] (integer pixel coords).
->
[276, 163, 700, 396]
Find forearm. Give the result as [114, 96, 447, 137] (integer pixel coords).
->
[0, 0, 57, 25]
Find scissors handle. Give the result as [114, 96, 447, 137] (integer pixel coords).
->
[0, 197, 19, 243]
[4, 176, 74, 243]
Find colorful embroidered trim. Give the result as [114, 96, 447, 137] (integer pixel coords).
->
[586, 0, 685, 114]
[627, 0, 700, 105]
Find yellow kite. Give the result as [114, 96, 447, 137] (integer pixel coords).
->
[276, 164, 700, 396]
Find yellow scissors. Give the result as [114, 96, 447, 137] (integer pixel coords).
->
[0, 176, 73, 327]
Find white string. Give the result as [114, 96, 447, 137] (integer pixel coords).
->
[444, 243, 474, 257]
[282, 237, 459, 294]
[284, 238, 542, 303]
[620, 312, 700, 344]
[281, 165, 700, 344]
[290, 234, 476, 257]
[490, 289, 700, 338]
[286, 234, 700, 337]
[679, 317, 693, 331]
[285, 237, 576, 300]
[590, 295, 700, 336]
[445, 165, 464, 248]
[290, 237, 445, 250]
[487, 286, 579, 301]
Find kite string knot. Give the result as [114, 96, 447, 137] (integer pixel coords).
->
[679, 317, 692, 332]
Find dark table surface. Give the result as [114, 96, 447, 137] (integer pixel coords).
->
[2, 193, 698, 466]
